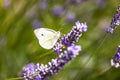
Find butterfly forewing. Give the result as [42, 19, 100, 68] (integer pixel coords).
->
[34, 28, 60, 49]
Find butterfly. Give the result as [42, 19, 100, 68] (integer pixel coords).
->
[34, 28, 60, 49]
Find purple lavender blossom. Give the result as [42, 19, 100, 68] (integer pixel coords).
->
[3, 0, 11, 8]
[75, 21, 87, 32]
[110, 45, 120, 68]
[32, 19, 42, 29]
[66, 12, 76, 22]
[52, 5, 64, 17]
[66, 0, 82, 5]
[20, 44, 81, 80]
[53, 21, 87, 54]
[39, 0, 48, 10]
[107, 5, 120, 34]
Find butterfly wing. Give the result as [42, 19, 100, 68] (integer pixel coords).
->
[40, 31, 60, 49]
[34, 28, 60, 49]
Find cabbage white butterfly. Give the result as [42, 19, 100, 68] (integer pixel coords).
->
[34, 28, 60, 49]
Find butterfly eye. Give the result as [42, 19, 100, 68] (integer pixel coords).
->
[41, 34, 44, 36]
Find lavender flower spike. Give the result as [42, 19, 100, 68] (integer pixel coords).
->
[110, 45, 120, 68]
[107, 5, 120, 34]
[20, 44, 81, 80]
[53, 21, 87, 54]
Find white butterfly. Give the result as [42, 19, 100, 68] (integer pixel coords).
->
[34, 28, 60, 49]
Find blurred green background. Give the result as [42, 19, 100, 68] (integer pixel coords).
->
[0, 0, 120, 80]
